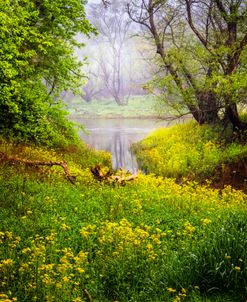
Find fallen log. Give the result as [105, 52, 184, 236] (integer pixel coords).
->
[0, 152, 76, 184]
[91, 164, 138, 184]
[111, 174, 138, 182]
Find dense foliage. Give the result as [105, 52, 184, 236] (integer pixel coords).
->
[0, 0, 95, 146]
[0, 138, 247, 302]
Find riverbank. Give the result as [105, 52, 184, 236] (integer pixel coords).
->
[67, 95, 161, 119]
[0, 124, 247, 301]
[132, 122, 247, 191]
[72, 117, 170, 172]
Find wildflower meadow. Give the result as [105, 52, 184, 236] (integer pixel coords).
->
[0, 123, 247, 302]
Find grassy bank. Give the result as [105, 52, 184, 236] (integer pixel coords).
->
[1, 137, 247, 301]
[132, 122, 247, 188]
[67, 95, 159, 119]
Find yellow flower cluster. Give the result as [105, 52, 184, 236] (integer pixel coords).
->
[0, 232, 21, 248]
[92, 219, 165, 261]
[0, 259, 13, 267]
[136, 174, 247, 212]
[201, 218, 212, 226]
[183, 222, 196, 235]
[0, 229, 90, 301]
[80, 224, 96, 238]
[0, 293, 17, 302]
[167, 288, 187, 302]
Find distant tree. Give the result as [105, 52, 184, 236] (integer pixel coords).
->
[127, 0, 247, 130]
[89, 1, 133, 105]
[0, 0, 95, 144]
[81, 68, 104, 102]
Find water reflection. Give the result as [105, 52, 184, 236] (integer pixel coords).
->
[74, 118, 166, 172]
[111, 130, 138, 171]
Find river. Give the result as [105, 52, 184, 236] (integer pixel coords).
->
[70, 117, 171, 172]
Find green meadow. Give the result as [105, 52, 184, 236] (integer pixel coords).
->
[1, 122, 247, 302]
[68, 96, 159, 119]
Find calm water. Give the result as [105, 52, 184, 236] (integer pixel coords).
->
[73, 118, 169, 172]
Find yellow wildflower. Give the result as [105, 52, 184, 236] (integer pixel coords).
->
[0, 294, 8, 299]
[42, 274, 53, 285]
[5, 231, 13, 240]
[76, 267, 85, 274]
[201, 218, 212, 225]
[167, 287, 176, 293]
[181, 288, 186, 294]
[184, 222, 196, 234]
[22, 247, 32, 254]
[60, 223, 70, 231]
[72, 298, 83, 302]
[63, 276, 70, 282]
[225, 255, 231, 259]
[1, 259, 13, 266]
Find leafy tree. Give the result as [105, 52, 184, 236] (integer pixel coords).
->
[127, 0, 247, 130]
[0, 0, 95, 145]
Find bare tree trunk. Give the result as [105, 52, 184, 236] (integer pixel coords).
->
[224, 103, 247, 130]
[113, 95, 128, 106]
[197, 91, 220, 124]
[81, 91, 93, 102]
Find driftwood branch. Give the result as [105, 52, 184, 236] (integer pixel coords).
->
[91, 164, 138, 184]
[0, 152, 76, 184]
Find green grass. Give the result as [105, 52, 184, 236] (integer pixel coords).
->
[1, 138, 247, 301]
[67, 95, 159, 118]
[132, 121, 247, 182]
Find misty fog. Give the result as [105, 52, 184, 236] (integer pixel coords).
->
[66, 0, 155, 106]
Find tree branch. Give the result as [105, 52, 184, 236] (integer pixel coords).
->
[185, 0, 211, 51]
[0, 152, 76, 184]
[214, 0, 228, 21]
